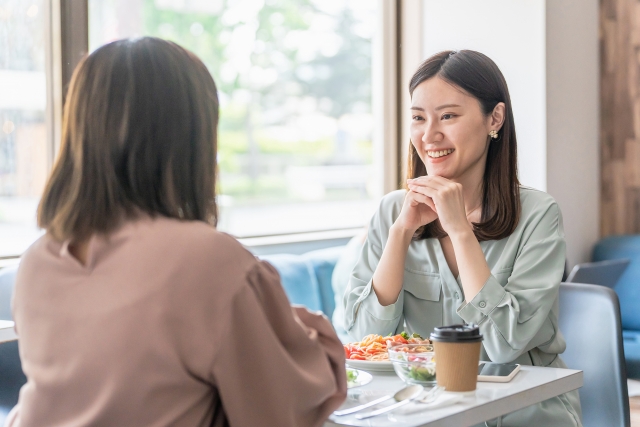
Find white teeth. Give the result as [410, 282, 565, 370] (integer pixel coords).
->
[427, 148, 454, 158]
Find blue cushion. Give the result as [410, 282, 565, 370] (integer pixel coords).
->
[330, 236, 366, 343]
[623, 330, 640, 378]
[593, 236, 640, 330]
[260, 254, 323, 312]
[0, 267, 24, 418]
[0, 341, 24, 419]
[302, 246, 344, 319]
[0, 266, 17, 321]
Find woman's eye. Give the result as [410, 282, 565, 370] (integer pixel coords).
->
[412, 115, 424, 121]
[441, 114, 455, 120]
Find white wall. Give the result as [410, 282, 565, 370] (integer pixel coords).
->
[421, 0, 599, 268]
[545, 0, 599, 268]
[423, 0, 546, 191]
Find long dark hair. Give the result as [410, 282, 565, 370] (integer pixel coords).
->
[38, 37, 219, 242]
[408, 50, 520, 241]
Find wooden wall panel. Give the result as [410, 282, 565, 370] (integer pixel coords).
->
[601, 0, 640, 236]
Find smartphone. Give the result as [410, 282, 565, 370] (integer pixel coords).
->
[477, 362, 520, 382]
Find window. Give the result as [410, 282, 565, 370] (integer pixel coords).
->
[0, 0, 403, 257]
[0, 0, 49, 258]
[89, 0, 381, 239]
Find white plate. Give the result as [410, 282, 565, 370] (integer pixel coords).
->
[346, 359, 395, 372]
[347, 369, 373, 388]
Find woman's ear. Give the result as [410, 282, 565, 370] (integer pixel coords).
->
[490, 102, 506, 131]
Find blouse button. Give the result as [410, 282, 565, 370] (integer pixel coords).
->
[454, 292, 460, 299]
[478, 301, 487, 308]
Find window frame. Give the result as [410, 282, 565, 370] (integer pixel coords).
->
[3, 0, 424, 258]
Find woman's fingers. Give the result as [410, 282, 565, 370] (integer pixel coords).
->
[408, 182, 438, 199]
[408, 175, 453, 191]
[407, 190, 437, 212]
[408, 177, 464, 206]
[408, 186, 440, 212]
[407, 175, 445, 186]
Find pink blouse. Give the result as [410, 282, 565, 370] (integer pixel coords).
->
[6, 216, 346, 426]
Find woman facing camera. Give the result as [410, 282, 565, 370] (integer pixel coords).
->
[343, 50, 582, 426]
[6, 37, 346, 427]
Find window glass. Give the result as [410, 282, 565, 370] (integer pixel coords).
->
[89, 0, 378, 238]
[0, 0, 48, 257]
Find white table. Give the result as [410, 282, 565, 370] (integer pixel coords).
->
[0, 320, 17, 343]
[325, 366, 582, 427]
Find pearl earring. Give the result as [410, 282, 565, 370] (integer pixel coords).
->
[489, 130, 498, 139]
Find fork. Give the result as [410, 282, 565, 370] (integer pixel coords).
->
[417, 385, 445, 404]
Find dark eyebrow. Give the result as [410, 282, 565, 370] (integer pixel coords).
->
[435, 103, 461, 111]
[411, 104, 462, 112]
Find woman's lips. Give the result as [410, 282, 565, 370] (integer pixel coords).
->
[426, 148, 454, 163]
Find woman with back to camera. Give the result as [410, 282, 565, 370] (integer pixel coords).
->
[343, 50, 582, 426]
[6, 37, 346, 427]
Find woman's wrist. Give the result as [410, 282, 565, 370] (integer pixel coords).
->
[389, 222, 416, 244]
[448, 224, 476, 245]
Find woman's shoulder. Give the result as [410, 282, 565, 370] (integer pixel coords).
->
[518, 186, 560, 214]
[116, 217, 264, 303]
[380, 189, 407, 206]
[516, 186, 563, 235]
[21, 218, 260, 282]
[144, 216, 257, 267]
[375, 189, 406, 221]
[18, 233, 58, 272]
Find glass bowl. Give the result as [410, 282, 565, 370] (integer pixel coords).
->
[387, 342, 437, 385]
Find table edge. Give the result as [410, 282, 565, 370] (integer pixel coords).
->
[326, 368, 583, 427]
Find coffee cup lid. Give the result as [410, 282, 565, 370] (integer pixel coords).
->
[430, 323, 483, 343]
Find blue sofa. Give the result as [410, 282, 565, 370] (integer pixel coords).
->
[0, 245, 346, 422]
[0, 265, 26, 424]
[261, 246, 344, 320]
[593, 236, 640, 378]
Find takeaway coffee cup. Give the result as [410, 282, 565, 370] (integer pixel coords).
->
[430, 324, 483, 392]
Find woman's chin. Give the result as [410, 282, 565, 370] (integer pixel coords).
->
[425, 167, 454, 179]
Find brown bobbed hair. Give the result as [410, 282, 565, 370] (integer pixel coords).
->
[408, 50, 520, 242]
[38, 37, 219, 242]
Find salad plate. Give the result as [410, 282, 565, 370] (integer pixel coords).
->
[346, 368, 373, 388]
[346, 359, 394, 372]
[343, 332, 429, 373]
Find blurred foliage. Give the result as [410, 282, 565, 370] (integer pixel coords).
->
[0, 0, 46, 72]
[142, 0, 373, 200]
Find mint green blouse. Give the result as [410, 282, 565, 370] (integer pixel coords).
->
[343, 187, 582, 427]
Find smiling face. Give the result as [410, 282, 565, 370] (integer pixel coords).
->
[410, 77, 500, 185]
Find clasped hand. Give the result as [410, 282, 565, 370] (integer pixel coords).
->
[396, 176, 473, 237]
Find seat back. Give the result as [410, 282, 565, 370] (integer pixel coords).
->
[261, 247, 343, 318]
[566, 259, 630, 289]
[0, 266, 18, 321]
[593, 236, 640, 330]
[301, 246, 343, 319]
[0, 266, 25, 424]
[559, 282, 630, 427]
[259, 254, 324, 313]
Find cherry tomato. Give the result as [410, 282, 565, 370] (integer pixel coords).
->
[390, 334, 408, 344]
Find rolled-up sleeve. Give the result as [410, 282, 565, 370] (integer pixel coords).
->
[212, 261, 347, 427]
[343, 195, 404, 340]
[457, 203, 565, 363]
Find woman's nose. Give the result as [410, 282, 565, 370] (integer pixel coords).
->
[422, 120, 441, 143]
